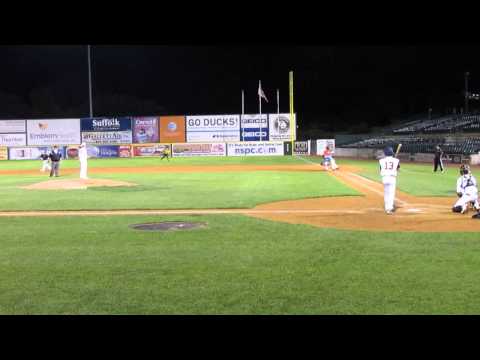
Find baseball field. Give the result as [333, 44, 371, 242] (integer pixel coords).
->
[2, 155, 480, 314]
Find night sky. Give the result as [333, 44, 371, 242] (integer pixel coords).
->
[1, 45, 480, 133]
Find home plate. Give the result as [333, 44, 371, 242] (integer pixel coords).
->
[406, 208, 422, 213]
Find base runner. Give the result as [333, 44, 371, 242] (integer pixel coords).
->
[452, 164, 480, 214]
[379, 146, 400, 215]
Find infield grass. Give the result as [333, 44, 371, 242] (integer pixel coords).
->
[2, 214, 480, 315]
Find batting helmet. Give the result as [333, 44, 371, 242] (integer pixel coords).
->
[383, 147, 394, 157]
[460, 164, 471, 175]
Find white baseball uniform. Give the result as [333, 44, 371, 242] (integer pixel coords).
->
[379, 156, 400, 212]
[454, 174, 480, 212]
[79, 144, 88, 179]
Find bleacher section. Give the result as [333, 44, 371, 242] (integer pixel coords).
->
[392, 114, 480, 134]
[344, 136, 480, 155]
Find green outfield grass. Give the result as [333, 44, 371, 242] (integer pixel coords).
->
[0, 171, 358, 211]
[2, 155, 477, 315]
[2, 214, 480, 315]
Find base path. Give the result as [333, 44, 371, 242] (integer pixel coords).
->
[250, 169, 480, 232]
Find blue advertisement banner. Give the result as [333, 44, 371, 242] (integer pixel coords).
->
[81, 118, 132, 132]
[86, 145, 119, 158]
[240, 128, 269, 141]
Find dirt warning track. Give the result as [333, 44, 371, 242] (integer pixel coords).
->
[1, 163, 479, 232]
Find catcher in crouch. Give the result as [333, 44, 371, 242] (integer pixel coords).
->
[452, 164, 480, 214]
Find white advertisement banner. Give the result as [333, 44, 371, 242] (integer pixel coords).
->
[8, 146, 64, 160]
[268, 114, 296, 141]
[186, 115, 240, 142]
[0, 120, 26, 133]
[0, 133, 27, 146]
[227, 142, 284, 156]
[172, 143, 226, 157]
[27, 119, 80, 145]
[81, 131, 133, 144]
[316, 139, 336, 156]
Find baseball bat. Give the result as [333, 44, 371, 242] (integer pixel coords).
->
[395, 143, 402, 158]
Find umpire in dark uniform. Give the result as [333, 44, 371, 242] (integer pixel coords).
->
[434, 145, 444, 173]
[49, 145, 62, 177]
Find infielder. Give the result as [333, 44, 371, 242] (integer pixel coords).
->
[452, 164, 480, 214]
[78, 142, 88, 179]
[40, 151, 51, 172]
[379, 146, 400, 214]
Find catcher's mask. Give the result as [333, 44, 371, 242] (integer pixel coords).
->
[460, 164, 471, 175]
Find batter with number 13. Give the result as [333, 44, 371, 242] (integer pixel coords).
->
[379, 146, 400, 214]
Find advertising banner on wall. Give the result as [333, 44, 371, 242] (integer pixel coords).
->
[27, 119, 80, 146]
[132, 117, 159, 143]
[133, 144, 170, 157]
[0, 120, 26, 133]
[86, 145, 120, 158]
[119, 145, 132, 158]
[172, 143, 226, 157]
[160, 116, 186, 143]
[240, 114, 268, 141]
[226, 142, 284, 156]
[81, 117, 132, 132]
[316, 139, 336, 156]
[81, 131, 132, 144]
[186, 115, 240, 142]
[8, 146, 65, 160]
[0, 133, 27, 146]
[81, 117, 132, 144]
[293, 141, 310, 155]
[0, 146, 7, 160]
[268, 114, 296, 141]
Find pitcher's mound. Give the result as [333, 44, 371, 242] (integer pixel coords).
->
[20, 178, 137, 190]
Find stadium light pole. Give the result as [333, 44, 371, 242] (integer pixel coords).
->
[465, 71, 470, 115]
[88, 45, 93, 117]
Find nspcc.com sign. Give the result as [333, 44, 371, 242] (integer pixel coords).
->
[227, 142, 284, 156]
[186, 115, 240, 142]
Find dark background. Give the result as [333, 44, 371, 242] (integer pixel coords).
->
[1, 45, 479, 135]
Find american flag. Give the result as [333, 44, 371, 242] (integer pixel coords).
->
[258, 81, 268, 103]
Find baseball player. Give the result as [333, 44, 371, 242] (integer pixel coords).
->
[322, 146, 338, 171]
[40, 151, 51, 172]
[379, 146, 400, 214]
[78, 142, 88, 179]
[160, 147, 170, 161]
[452, 164, 480, 214]
[433, 145, 444, 173]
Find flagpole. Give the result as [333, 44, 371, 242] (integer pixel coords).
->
[289, 71, 294, 154]
[277, 89, 280, 115]
[242, 89, 245, 115]
[259, 81, 262, 141]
